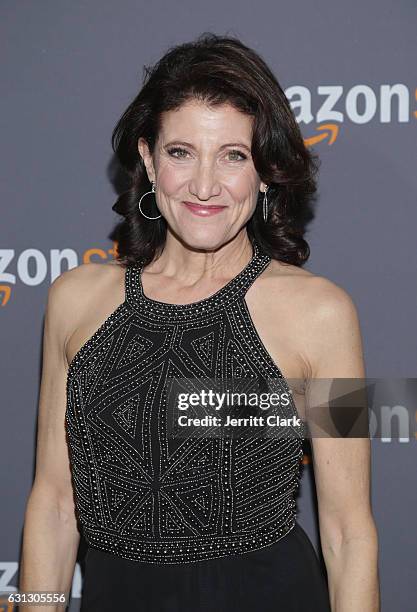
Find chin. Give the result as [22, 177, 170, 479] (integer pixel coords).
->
[176, 233, 231, 253]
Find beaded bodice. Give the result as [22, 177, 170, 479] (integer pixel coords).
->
[65, 239, 306, 564]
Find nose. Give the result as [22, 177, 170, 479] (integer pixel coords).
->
[188, 161, 221, 201]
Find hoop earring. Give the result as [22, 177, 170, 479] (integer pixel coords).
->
[262, 186, 269, 222]
[138, 181, 162, 220]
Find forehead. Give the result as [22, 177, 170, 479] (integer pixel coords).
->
[158, 100, 253, 144]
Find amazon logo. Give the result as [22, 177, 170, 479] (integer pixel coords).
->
[0, 244, 118, 306]
[287, 83, 416, 145]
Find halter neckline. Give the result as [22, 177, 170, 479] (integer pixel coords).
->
[125, 239, 272, 322]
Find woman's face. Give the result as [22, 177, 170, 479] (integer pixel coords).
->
[138, 99, 266, 251]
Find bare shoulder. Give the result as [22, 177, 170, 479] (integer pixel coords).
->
[50, 260, 125, 302]
[48, 260, 126, 339]
[262, 260, 362, 378]
[266, 259, 359, 322]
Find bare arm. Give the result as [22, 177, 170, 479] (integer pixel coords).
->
[304, 278, 380, 612]
[19, 272, 81, 611]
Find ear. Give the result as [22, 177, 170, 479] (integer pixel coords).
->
[138, 137, 156, 183]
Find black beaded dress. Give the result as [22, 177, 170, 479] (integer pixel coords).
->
[65, 239, 331, 611]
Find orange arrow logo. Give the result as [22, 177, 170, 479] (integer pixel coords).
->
[304, 123, 339, 146]
[0, 286, 11, 306]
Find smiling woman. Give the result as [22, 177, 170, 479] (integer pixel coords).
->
[110, 32, 319, 268]
[20, 32, 379, 612]
[138, 100, 263, 228]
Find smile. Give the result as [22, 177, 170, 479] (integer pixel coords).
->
[182, 201, 227, 216]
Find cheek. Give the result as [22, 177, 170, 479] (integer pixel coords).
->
[226, 170, 259, 203]
[156, 163, 185, 195]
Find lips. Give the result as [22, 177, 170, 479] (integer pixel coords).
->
[183, 201, 226, 209]
[182, 201, 226, 216]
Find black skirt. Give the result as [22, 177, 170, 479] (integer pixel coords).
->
[80, 522, 331, 611]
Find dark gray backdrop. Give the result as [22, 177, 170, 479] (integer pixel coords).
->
[1, 2, 416, 610]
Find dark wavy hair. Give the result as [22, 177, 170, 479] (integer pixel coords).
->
[111, 32, 320, 267]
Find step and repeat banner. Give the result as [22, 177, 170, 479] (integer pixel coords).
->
[1, 2, 416, 610]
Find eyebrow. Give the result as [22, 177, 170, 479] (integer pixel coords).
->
[163, 140, 252, 153]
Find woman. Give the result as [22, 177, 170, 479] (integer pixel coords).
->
[20, 33, 379, 611]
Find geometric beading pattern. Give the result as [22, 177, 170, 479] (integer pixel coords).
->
[65, 239, 306, 564]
